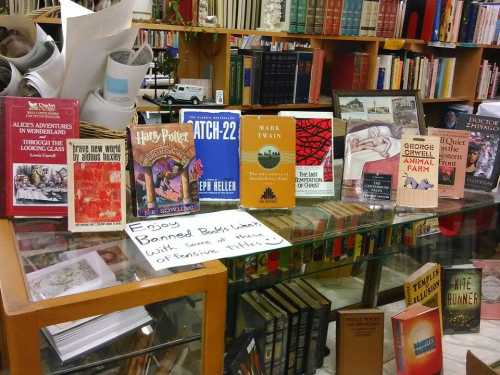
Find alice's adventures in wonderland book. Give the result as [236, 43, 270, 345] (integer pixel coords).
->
[279, 111, 334, 198]
[129, 123, 201, 217]
[180, 109, 241, 201]
[456, 114, 500, 192]
[0, 97, 80, 217]
[67, 139, 126, 232]
[396, 136, 440, 208]
[428, 128, 470, 199]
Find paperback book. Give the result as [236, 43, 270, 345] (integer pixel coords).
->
[0, 97, 80, 217]
[472, 259, 500, 320]
[129, 123, 200, 217]
[67, 139, 126, 232]
[428, 128, 470, 199]
[456, 114, 500, 192]
[278, 111, 335, 198]
[396, 135, 440, 208]
[442, 264, 482, 334]
[240, 115, 296, 209]
[179, 109, 241, 201]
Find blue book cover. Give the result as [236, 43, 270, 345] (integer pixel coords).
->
[431, 0, 442, 41]
[435, 59, 445, 98]
[351, 0, 364, 36]
[180, 109, 241, 201]
[377, 68, 385, 90]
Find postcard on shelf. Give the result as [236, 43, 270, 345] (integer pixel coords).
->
[179, 109, 241, 201]
[278, 111, 334, 198]
[392, 303, 442, 375]
[240, 115, 296, 209]
[66, 139, 126, 232]
[428, 128, 470, 199]
[0, 97, 80, 217]
[129, 123, 200, 217]
[472, 259, 500, 320]
[442, 264, 482, 334]
[26, 251, 117, 301]
[396, 135, 440, 209]
[342, 119, 402, 202]
[456, 114, 500, 192]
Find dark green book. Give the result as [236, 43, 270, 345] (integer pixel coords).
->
[442, 264, 482, 334]
[264, 287, 299, 375]
[229, 53, 238, 105]
[236, 54, 244, 105]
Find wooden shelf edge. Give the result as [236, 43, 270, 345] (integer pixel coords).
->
[421, 96, 471, 103]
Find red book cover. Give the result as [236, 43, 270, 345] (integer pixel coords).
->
[421, 0, 438, 40]
[392, 303, 443, 375]
[332, 53, 368, 90]
[323, 0, 335, 34]
[0, 97, 79, 217]
[332, 0, 345, 35]
[376, 0, 387, 36]
[309, 49, 325, 103]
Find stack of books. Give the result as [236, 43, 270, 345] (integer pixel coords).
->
[476, 59, 500, 100]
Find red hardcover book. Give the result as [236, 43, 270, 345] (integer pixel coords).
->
[392, 303, 443, 375]
[332, 0, 345, 35]
[323, 0, 336, 34]
[421, 0, 438, 40]
[384, 0, 398, 37]
[376, 0, 387, 36]
[309, 49, 326, 103]
[331, 53, 369, 90]
[0, 97, 80, 217]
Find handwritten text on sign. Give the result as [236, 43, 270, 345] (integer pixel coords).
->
[125, 210, 292, 270]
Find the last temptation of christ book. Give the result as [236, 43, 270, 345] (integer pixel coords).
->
[67, 139, 126, 232]
[396, 136, 440, 208]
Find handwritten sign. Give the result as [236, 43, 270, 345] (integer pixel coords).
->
[125, 210, 292, 270]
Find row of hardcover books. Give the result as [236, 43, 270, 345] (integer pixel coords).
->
[229, 49, 325, 106]
[376, 54, 456, 98]
[477, 59, 500, 100]
[135, 29, 180, 49]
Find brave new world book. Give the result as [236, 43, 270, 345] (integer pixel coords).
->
[129, 123, 200, 217]
[0, 97, 80, 217]
[180, 109, 241, 201]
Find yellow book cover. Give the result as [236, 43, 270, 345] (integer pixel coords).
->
[404, 262, 443, 332]
[240, 115, 296, 209]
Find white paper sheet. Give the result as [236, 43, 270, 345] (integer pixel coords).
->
[81, 88, 135, 130]
[126, 210, 292, 271]
[0, 57, 21, 96]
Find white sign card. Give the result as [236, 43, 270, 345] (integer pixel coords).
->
[125, 209, 291, 270]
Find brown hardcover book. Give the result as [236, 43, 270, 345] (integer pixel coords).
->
[466, 351, 498, 375]
[336, 308, 384, 375]
[396, 135, 440, 208]
[428, 128, 470, 199]
[240, 115, 296, 209]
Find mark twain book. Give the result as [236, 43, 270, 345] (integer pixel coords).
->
[337, 309, 384, 375]
[404, 263, 443, 332]
[392, 303, 443, 375]
[0, 97, 79, 217]
[180, 109, 241, 201]
[67, 139, 126, 232]
[129, 123, 200, 217]
[240, 115, 296, 209]
[279, 111, 334, 198]
[456, 114, 500, 192]
[428, 128, 470, 199]
[442, 264, 482, 334]
[396, 135, 440, 208]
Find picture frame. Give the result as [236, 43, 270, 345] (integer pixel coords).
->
[332, 90, 426, 135]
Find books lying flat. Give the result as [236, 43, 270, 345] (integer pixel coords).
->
[43, 306, 152, 362]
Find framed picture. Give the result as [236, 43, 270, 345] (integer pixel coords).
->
[332, 90, 426, 135]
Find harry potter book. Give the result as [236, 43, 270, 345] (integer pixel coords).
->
[278, 111, 335, 198]
[129, 123, 200, 217]
[456, 114, 500, 192]
[240, 115, 296, 209]
[0, 97, 80, 217]
[392, 303, 442, 375]
[396, 135, 440, 208]
[67, 139, 126, 232]
[337, 309, 384, 375]
[180, 109, 241, 201]
[442, 264, 482, 334]
[428, 128, 470, 199]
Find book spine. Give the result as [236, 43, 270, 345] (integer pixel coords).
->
[359, 0, 371, 35]
[351, 0, 364, 35]
[252, 52, 263, 104]
[323, 0, 335, 33]
[432, 0, 443, 40]
[287, 314, 300, 374]
[289, 0, 299, 32]
[229, 54, 237, 105]
[242, 55, 252, 106]
[369, 0, 380, 36]
[315, 0, 326, 33]
[297, 0, 308, 32]
[306, 0, 317, 33]
[236, 55, 244, 105]
[392, 319, 406, 374]
[295, 310, 308, 374]
[340, 0, 351, 35]
[332, 0, 344, 34]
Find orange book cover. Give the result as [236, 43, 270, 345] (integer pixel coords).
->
[240, 115, 296, 209]
[428, 128, 470, 199]
[392, 303, 443, 375]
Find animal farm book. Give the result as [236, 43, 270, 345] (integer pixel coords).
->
[278, 111, 335, 198]
[180, 109, 241, 201]
[129, 123, 200, 218]
[0, 97, 80, 217]
[67, 139, 126, 232]
[396, 135, 440, 208]
[392, 303, 443, 375]
[442, 264, 482, 334]
[240, 115, 296, 209]
[456, 114, 500, 192]
[428, 128, 470, 199]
